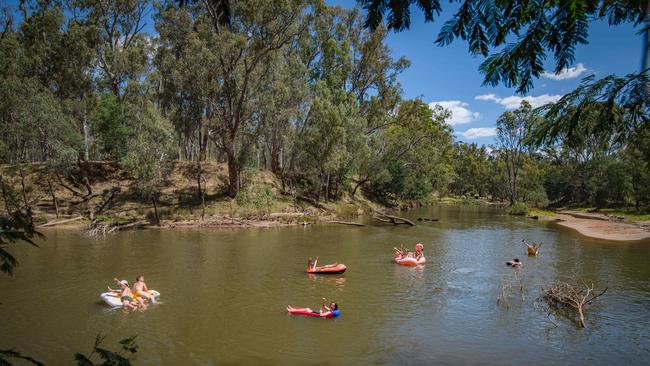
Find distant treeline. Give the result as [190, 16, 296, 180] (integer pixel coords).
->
[1, 0, 648, 210]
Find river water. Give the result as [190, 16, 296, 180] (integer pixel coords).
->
[1, 205, 649, 365]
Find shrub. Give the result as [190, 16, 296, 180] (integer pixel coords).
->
[236, 184, 276, 215]
[508, 202, 529, 215]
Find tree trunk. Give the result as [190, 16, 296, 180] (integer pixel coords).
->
[82, 110, 89, 161]
[152, 197, 160, 225]
[351, 178, 368, 197]
[47, 177, 59, 218]
[227, 151, 239, 197]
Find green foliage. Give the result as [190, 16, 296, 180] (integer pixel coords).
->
[122, 104, 175, 201]
[364, 100, 454, 204]
[235, 184, 276, 215]
[508, 202, 529, 216]
[74, 334, 138, 366]
[0, 197, 42, 276]
[94, 94, 132, 160]
[361, 0, 645, 94]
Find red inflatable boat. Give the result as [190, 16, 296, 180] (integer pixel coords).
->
[287, 306, 336, 318]
[306, 263, 347, 274]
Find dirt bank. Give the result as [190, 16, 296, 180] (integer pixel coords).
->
[537, 211, 650, 242]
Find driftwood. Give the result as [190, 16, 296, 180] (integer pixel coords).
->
[328, 220, 365, 227]
[541, 281, 607, 328]
[85, 220, 149, 236]
[417, 217, 439, 222]
[373, 212, 415, 226]
[38, 216, 84, 227]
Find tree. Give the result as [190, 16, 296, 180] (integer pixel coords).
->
[450, 142, 491, 197]
[495, 101, 537, 204]
[364, 100, 454, 204]
[122, 104, 175, 225]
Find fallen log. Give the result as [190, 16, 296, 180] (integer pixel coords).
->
[373, 212, 415, 226]
[38, 216, 84, 228]
[328, 220, 365, 227]
[417, 217, 439, 222]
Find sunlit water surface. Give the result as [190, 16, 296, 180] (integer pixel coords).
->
[1, 205, 649, 365]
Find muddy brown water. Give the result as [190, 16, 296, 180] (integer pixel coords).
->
[1, 205, 649, 365]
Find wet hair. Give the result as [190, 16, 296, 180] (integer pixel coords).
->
[332, 303, 338, 310]
[513, 258, 520, 263]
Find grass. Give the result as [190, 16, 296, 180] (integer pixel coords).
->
[564, 207, 650, 221]
[437, 196, 486, 205]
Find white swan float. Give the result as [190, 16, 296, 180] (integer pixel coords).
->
[100, 290, 161, 307]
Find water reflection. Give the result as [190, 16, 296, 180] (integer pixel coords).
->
[1, 205, 649, 365]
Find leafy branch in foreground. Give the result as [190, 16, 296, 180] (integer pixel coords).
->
[531, 72, 650, 148]
[0, 173, 42, 276]
[0, 348, 44, 366]
[360, 0, 646, 94]
[74, 334, 138, 366]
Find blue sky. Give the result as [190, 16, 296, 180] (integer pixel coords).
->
[327, 1, 642, 146]
[7, 0, 642, 146]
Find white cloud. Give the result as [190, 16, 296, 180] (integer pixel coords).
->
[542, 63, 587, 80]
[429, 101, 479, 125]
[458, 127, 497, 139]
[474, 93, 561, 109]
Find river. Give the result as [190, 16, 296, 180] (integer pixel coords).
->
[1, 205, 649, 365]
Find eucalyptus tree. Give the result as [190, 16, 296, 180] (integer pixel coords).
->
[450, 142, 491, 197]
[0, 2, 91, 164]
[364, 100, 454, 203]
[156, 0, 308, 196]
[122, 103, 175, 224]
[495, 101, 538, 204]
[285, 5, 408, 200]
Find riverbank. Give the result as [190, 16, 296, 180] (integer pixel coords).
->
[1, 161, 387, 232]
[530, 210, 650, 242]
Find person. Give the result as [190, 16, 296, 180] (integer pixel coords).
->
[506, 258, 522, 267]
[319, 298, 340, 318]
[107, 279, 139, 310]
[299, 298, 340, 317]
[132, 275, 156, 304]
[307, 256, 339, 271]
[414, 243, 424, 260]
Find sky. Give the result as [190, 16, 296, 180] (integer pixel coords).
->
[7, 0, 642, 146]
[326, 0, 642, 146]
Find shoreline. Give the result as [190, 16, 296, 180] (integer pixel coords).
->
[534, 211, 650, 242]
[38, 206, 650, 243]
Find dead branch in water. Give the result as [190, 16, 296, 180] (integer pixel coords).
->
[541, 281, 607, 328]
[373, 212, 415, 226]
[85, 220, 149, 237]
[328, 220, 365, 227]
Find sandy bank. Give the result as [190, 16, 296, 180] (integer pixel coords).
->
[536, 211, 650, 242]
